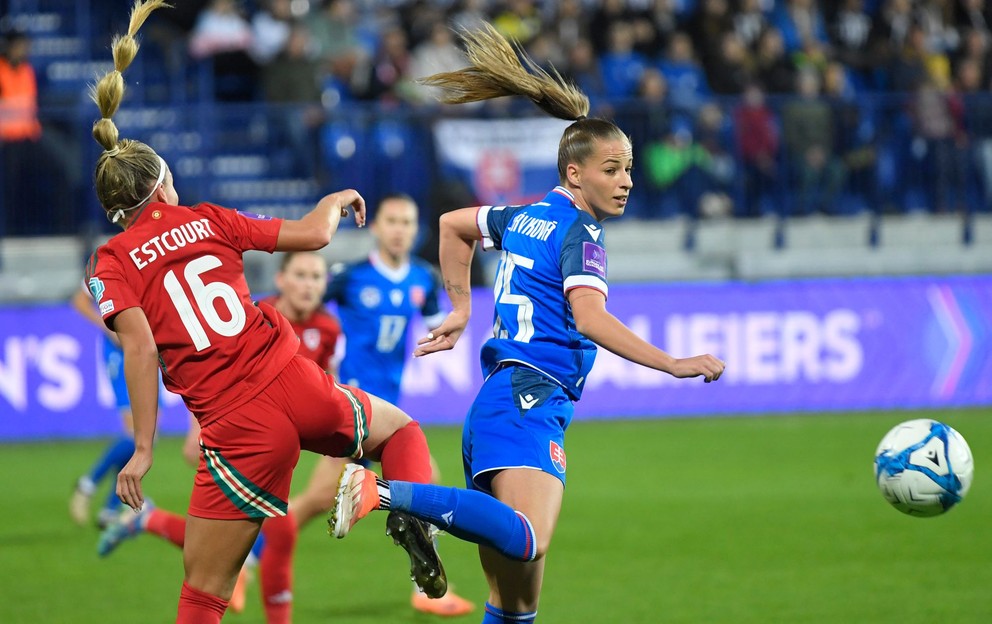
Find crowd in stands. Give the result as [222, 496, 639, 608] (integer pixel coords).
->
[4, 0, 992, 235]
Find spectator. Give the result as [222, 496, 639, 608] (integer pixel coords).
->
[781, 69, 846, 214]
[188, 0, 258, 100]
[869, 0, 916, 86]
[658, 31, 712, 110]
[954, 27, 991, 85]
[355, 25, 414, 103]
[771, 0, 830, 54]
[754, 27, 796, 93]
[957, 58, 992, 209]
[600, 21, 649, 99]
[890, 22, 952, 92]
[733, 0, 768, 50]
[909, 77, 968, 212]
[0, 29, 67, 234]
[708, 31, 754, 94]
[492, 0, 542, 45]
[551, 0, 590, 50]
[261, 24, 324, 179]
[564, 37, 606, 105]
[589, 0, 636, 55]
[407, 22, 467, 104]
[645, 0, 680, 58]
[687, 0, 735, 77]
[250, 0, 295, 65]
[824, 62, 877, 211]
[829, 0, 876, 89]
[733, 82, 780, 216]
[307, 0, 365, 100]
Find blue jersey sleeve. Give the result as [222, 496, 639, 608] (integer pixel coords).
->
[559, 217, 609, 298]
[478, 205, 525, 251]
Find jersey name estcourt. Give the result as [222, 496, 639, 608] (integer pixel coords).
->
[507, 213, 557, 242]
[129, 218, 217, 269]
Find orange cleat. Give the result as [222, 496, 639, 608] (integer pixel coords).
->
[411, 588, 476, 617]
[328, 464, 380, 539]
[229, 566, 250, 614]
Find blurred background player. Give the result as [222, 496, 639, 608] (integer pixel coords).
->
[97, 250, 341, 620]
[328, 24, 725, 624]
[290, 193, 475, 617]
[69, 282, 138, 529]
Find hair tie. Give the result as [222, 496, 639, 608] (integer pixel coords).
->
[575, 115, 587, 121]
[105, 145, 121, 157]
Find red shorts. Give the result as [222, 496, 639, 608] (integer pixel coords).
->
[188, 355, 373, 520]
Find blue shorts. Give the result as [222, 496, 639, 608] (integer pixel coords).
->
[462, 365, 574, 494]
[102, 336, 130, 410]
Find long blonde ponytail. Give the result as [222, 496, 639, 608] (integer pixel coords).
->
[91, 0, 172, 219]
[418, 23, 629, 181]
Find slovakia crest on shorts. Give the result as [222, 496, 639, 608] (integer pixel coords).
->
[302, 328, 321, 351]
[549, 441, 566, 474]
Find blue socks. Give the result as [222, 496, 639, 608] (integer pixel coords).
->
[87, 435, 135, 511]
[389, 482, 537, 562]
[482, 603, 537, 623]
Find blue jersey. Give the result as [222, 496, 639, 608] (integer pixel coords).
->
[325, 251, 445, 404]
[476, 186, 609, 400]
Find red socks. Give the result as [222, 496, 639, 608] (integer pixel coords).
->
[177, 581, 227, 623]
[259, 512, 297, 624]
[146, 508, 187, 548]
[377, 421, 432, 484]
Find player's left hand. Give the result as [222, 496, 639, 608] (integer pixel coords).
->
[414, 310, 469, 357]
[116, 448, 153, 512]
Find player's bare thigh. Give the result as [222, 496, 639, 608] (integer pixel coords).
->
[361, 394, 414, 459]
[477, 468, 564, 613]
[490, 468, 563, 557]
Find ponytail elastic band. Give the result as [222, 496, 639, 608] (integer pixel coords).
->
[575, 115, 587, 121]
[110, 156, 167, 224]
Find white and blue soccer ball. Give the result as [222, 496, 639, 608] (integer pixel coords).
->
[874, 419, 974, 517]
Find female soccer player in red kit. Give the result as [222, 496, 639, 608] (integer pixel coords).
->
[97, 251, 342, 621]
[85, 2, 444, 622]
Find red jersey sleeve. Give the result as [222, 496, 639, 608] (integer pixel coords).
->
[193, 203, 283, 253]
[85, 247, 141, 329]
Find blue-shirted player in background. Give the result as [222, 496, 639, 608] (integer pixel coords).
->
[327, 24, 725, 624]
[291, 193, 475, 617]
[69, 282, 138, 529]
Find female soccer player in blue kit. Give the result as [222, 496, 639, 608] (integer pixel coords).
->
[329, 23, 725, 624]
[69, 283, 139, 528]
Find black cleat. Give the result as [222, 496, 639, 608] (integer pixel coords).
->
[385, 511, 448, 599]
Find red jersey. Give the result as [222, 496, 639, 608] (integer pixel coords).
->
[260, 295, 340, 371]
[86, 201, 298, 426]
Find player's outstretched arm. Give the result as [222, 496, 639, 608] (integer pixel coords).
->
[568, 288, 725, 382]
[415, 207, 479, 356]
[276, 189, 366, 251]
[110, 307, 161, 511]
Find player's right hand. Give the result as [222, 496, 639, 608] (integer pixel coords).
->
[414, 310, 470, 357]
[670, 354, 725, 383]
[332, 189, 366, 228]
[116, 448, 153, 512]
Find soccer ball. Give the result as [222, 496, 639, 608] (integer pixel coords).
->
[874, 419, 974, 517]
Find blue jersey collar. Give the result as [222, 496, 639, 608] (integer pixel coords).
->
[546, 186, 576, 207]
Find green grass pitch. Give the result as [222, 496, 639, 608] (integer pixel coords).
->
[5, 408, 990, 623]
